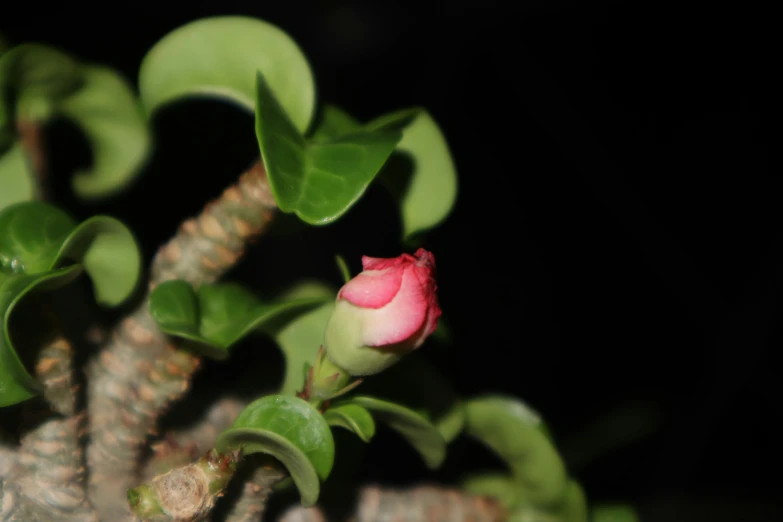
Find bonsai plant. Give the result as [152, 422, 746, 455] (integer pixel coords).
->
[0, 16, 638, 522]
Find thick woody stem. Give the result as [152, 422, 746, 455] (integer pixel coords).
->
[354, 486, 507, 522]
[87, 161, 278, 517]
[3, 329, 97, 521]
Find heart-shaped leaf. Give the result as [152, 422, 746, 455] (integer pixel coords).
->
[464, 396, 568, 508]
[0, 266, 82, 406]
[323, 403, 375, 443]
[347, 395, 446, 469]
[309, 105, 457, 242]
[0, 202, 140, 306]
[0, 142, 35, 211]
[58, 66, 151, 199]
[359, 357, 464, 443]
[256, 71, 403, 225]
[260, 282, 336, 396]
[149, 279, 328, 359]
[0, 45, 151, 200]
[215, 394, 334, 507]
[139, 16, 315, 133]
[591, 505, 640, 522]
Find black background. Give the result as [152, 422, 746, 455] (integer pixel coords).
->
[2, 2, 778, 521]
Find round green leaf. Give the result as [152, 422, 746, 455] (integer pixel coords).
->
[139, 16, 315, 132]
[0, 201, 141, 306]
[349, 395, 446, 469]
[465, 396, 568, 508]
[256, 72, 403, 225]
[591, 505, 640, 522]
[0, 142, 35, 211]
[215, 394, 335, 507]
[0, 266, 82, 406]
[59, 66, 151, 199]
[323, 403, 375, 442]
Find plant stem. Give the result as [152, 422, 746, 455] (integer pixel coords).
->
[222, 464, 286, 522]
[16, 119, 48, 201]
[86, 160, 278, 517]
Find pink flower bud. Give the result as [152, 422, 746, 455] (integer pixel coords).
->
[323, 248, 442, 376]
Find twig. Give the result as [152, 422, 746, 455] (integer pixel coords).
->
[223, 464, 286, 522]
[16, 119, 48, 201]
[86, 160, 278, 517]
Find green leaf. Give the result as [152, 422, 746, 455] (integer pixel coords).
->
[58, 66, 151, 199]
[215, 394, 334, 507]
[149, 280, 328, 360]
[0, 202, 140, 306]
[461, 472, 524, 510]
[348, 395, 446, 469]
[465, 396, 568, 508]
[323, 403, 375, 442]
[261, 282, 336, 396]
[591, 505, 641, 522]
[0, 142, 35, 211]
[310, 105, 360, 141]
[0, 266, 82, 406]
[360, 357, 464, 443]
[256, 72, 403, 225]
[139, 16, 315, 132]
[0, 44, 151, 200]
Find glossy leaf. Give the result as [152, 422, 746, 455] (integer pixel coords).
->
[256, 72, 402, 225]
[591, 505, 641, 522]
[359, 357, 464, 443]
[349, 395, 446, 469]
[0, 143, 35, 211]
[0, 266, 82, 406]
[260, 282, 336, 396]
[0, 202, 140, 306]
[464, 395, 568, 508]
[59, 66, 151, 199]
[139, 16, 315, 132]
[323, 403, 375, 442]
[461, 472, 523, 510]
[215, 394, 334, 506]
[149, 280, 327, 360]
[308, 105, 457, 241]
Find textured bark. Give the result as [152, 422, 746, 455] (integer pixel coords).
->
[2, 330, 96, 521]
[0, 429, 17, 482]
[278, 505, 328, 522]
[86, 161, 278, 518]
[354, 486, 507, 522]
[223, 464, 286, 522]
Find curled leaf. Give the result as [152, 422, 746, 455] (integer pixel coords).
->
[323, 403, 375, 442]
[215, 394, 335, 506]
[139, 16, 315, 132]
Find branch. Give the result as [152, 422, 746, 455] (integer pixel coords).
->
[3, 321, 96, 521]
[87, 160, 278, 517]
[222, 464, 286, 522]
[353, 486, 507, 522]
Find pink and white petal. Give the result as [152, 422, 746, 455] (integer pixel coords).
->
[358, 268, 428, 347]
[362, 253, 417, 271]
[339, 267, 404, 309]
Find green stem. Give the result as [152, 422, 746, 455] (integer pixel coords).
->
[86, 160, 278, 518]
